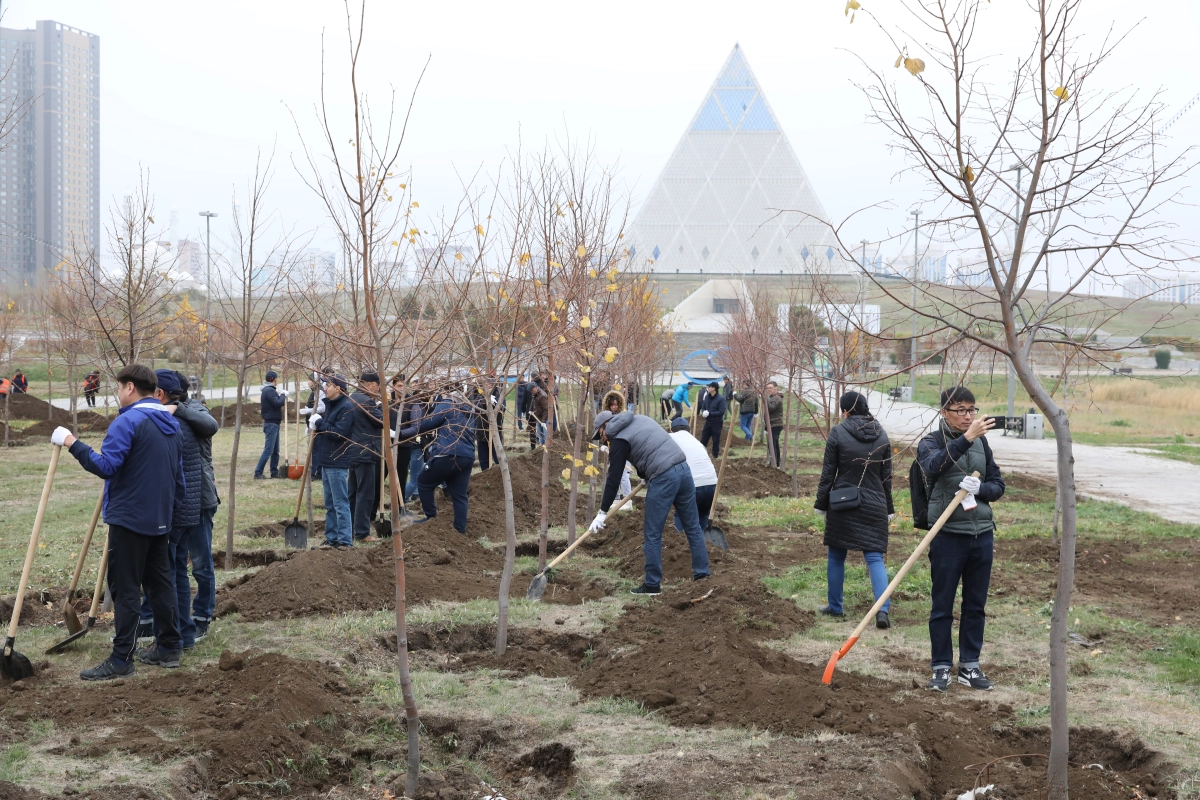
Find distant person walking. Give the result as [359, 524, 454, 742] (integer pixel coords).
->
[11, 369, 27, 394]
[83, 371, 101, 408]
[734, 381, 757, 441]
[254, 370, 287, 479]
[697, 381, 727, 458]
[814, 391, 895, 628]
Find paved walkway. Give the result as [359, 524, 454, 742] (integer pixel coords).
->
[864, 390, 1200, 526]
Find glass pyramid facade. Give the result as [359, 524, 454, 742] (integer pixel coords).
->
[629, 45, 845, 274]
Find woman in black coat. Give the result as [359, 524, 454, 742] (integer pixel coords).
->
[814, 391, 896, 629]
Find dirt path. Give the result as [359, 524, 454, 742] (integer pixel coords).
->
[864, 390, 1200, 525]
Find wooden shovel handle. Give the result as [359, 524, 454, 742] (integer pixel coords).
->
[87, 531, 111, 619]
[709, 400, 739, 515]
[292, 433, 315, 520]
[6, 445, 61, 645]
[65, 492, 104, 598]
[537, 481, 645, 577]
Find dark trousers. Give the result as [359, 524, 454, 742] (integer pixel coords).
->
[671, 400, 684, 419]
[767, 423, 783, 467]
[348, 460, 378, 539]
[641, 462, 710, 587]
[477, 425, 502, 470]
[660, 398, 671, 420]
[109, 524, 180, 663]
[928, 530, 994, 669]
[139, 524, 197, 648]
[394, 447, 412, 507]
[255, 422, 280, 477]
[85, 391, 97, 407]
[700, 421, 723, 458]
[189, 506, 217, 623]
[417, 454, 474, 533]
[674, 482, 715, 532]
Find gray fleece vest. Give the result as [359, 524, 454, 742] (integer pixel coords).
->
[604, 412, 685, 482]
[927, 431, 995, 536]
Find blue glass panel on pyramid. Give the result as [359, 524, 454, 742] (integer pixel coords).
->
[717, 49, 754, 87]
[715, 89, 756, 126]
[802, 247, 810, 260]
[738, 96, 778, 131]
[827, 247, 835, 262]
[652, 245, 661, 260]
[691, 95, 729, 131]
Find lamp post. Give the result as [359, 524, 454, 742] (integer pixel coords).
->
[909, 209, 921, 392]
[199, 211, 217, 401]
[1003, 162, 1026, 418]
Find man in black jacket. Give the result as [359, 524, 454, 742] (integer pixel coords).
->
[347, 372, 389, 542]
[255, 370, 287, 479]
[172, 374, 220, 641]
[697, 381, 727, 458]
[916, 386, 1005, 692]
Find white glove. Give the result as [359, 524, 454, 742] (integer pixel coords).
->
[959, 475, 981, 495]
[279, 390, 288, 399]
[489, 395, 497, 405]
[701, 410, 709, 418]
[599, 445, 609, 454]
[588, 511, 607, 534]
[316, 399, 326, 414]
[299, 407, 312, 416]
[309, 413, 322, 430]
[888, 513, 896, 522]
[51, 426, 72, 446]
[390, 428, 398, 439]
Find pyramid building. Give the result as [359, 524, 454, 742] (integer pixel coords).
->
[629, 45, 845, 275]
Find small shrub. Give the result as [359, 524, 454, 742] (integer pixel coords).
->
[1109, 419, 1131, 428]
[1155, 348, 1172, 369]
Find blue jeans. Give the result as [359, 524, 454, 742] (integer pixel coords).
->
[641, 462, 710, 588]
[322, 467, 353, 546]
[928, 531, 993, 669]
[826, 547, 890, 615]
[739, 412, 756, 440]
[139, 524, 196, 648]
[674, 482, 714, 532]
[188, 506, 217, 623]
[405, 448, 424, 502]
[417, 454, 473, 533]
[255, 422, 280, 477]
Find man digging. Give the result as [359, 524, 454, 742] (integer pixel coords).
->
[588, 409, 711, 595]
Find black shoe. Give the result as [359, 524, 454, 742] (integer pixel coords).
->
[136, 646, 182, 668]
[630, 584, 662, 595]
[693, 573, 709, 582]
[194, 621, 209, 642]
[876, 611, 890, 629]
[253, 475, 266, 481]
[80, 656, 135, 682]
[818, 605, 845, 619]
[957, 666, 994, 690]
[927, 666, 951, 692]
[135, 621, 155, 642]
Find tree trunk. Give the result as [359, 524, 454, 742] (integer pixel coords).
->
[537, 362, 556, 572]
[68, 360, 79, 435]
[490, 399, 516, 656]
[565, 378, 589, 547]
[1045, 409, 1078, 800]
[225, 372, 246, 570]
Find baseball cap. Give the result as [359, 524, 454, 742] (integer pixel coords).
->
[154, 369, 181, 396]
[592, 410, 614, 439]
[670, 417, 690, 431]
[328, 374, 348, 390]
[265, 370, 278, 381]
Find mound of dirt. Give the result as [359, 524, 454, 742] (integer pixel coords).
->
[211, 401, 264, 427]
[382, 623, 602, 678]
[0, 586, 89, 628]
[468, 451, 574, 535]
[2, 650, 360, 792]
[3, 392, 110, 432]
[213, 548, 294, 569]
[234, 517, 326, 539]
[717, 459, 798, 497]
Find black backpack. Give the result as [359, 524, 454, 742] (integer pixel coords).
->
[909, 459, 931, 530]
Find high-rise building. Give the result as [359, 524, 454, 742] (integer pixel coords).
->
[628, 45, 844, 275]
[0, 20, 99, 282]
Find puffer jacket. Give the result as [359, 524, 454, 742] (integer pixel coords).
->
[173, 399, 219, 510]
[815, 415, 894, 553]
[699, 391, 727, 420]
[734, 389, 757, 415]
[765, 392, 784, 429]
[347, 389, 386, 464]
[171, 413, 203, 528]
[313, 393, 356, 470]
[399, 393, 477, 461]
[260, 382, 286, 423]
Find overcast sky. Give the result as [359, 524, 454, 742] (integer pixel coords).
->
[9, 0, 1200, 290]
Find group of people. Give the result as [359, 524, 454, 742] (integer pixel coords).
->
[50, 364, 220, 681]
[814, 387, 1004, 692]
[0, 368, 28, 396]
[657, 378, 787, 466]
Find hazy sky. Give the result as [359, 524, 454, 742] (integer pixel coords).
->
[9, 0, 1200, 289]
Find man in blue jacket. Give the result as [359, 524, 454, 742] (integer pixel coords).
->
[398, 384, 477, 535]
[310, 374, 356, 548]
[697, 381, 727, 458]
[255, 370, 287, 479]
[52, 364, 185, 680]
[670, 381, 694, 420]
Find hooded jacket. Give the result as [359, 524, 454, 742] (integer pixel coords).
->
[598, 411, 686, 511]
[260, 382, 286, 423]
[399, 393, 477, 461]
[313, 392, 356, 470]
[815, 414, 894, 553]
[670, 383, 692, 406]
[68, 398, 184, 536]
[174, 398, 220, 510]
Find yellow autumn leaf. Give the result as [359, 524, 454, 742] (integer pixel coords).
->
[894, 53, 904, 69]
[469, 367, 479, 375]
[580, 349, 594, 358]
[580, 316, 591, 329]
[606, 283, 619, 292]
[577, 245, 587, 258]
[550, 261, 561, 268]
[904, 58, 925, 76]
[561, 468, 572, 481]
[411, 201, 419, 208]
[520, 331, 527, 338]
[399, 183, 407, 189]
[455, 252, 464, 261]
[850, 11, 855, 22]
[961, 165, 976, 182]
[550, 312, 559, 322]
[562, 454, 574, 461]
[1053, 86, 1069, 101]
[534, 279, 543, 287]
[577, 362, 592, 374]
[585, 451, 594, 463]
[583, 465, 600, 478]
[604, 346, 619, 363]
[574, 458, 584, 467]
[845, 0, 860, 14]
[476, 224, 485, 236]
[589, 269, 597, 278]
[558, 335, 566, 344]
[555, 299, 566, 309]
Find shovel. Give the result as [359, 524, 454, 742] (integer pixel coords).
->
[61, 491, 104, 635]
[47, 530, 110, 655]
[821, 470, 979, 685]
[284, 434, 315, 549]
[527, 481, 644, 600]
[3, 444, 61, 681]
[700, 400, 738, 552]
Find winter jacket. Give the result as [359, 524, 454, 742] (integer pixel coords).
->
[764, 393, 784, 429]
[599, 412, 686, 511]
[399, 393, 477, 461]
[12, 373, 27, 392]
[83, 375, 100, 394]
[734, 389, 758, 415]
[68, 398, 184, 536]
[347, 389, 386, 464]
[174, 398, 219, 510]
[393, 393, 418, 451]
[260, 382, 286, 423]
[516, 381, 530, 415]
[815, 415, 894, 553]
[671, 383, 692, 407]
[698, 391, 727, 421]
[917, 421, 1004, 536]
[312, 392, 356, 470]
[528, 388, 550, 421]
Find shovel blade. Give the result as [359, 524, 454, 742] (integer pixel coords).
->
[702, 523, 730, 551]
[46, 618, 93, 655]
[2, 638, 34, 681]
[284, 519, 308, 550]
[526, 573, 549, 601]
[63, 602, 83, 636]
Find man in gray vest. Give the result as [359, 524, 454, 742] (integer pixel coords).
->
[588, 410, 711, 595]
[916, 386, 1005, 692]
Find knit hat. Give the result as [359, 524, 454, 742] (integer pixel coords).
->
[670, 417, 691, 431]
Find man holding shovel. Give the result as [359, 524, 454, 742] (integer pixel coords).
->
[587, 409, 711, 595]
[917, 386, 1005, 692]
[51, 364, 185, 680]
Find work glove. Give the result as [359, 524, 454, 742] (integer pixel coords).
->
[587, 511, 607, 534]
[309, 413, 322, 430]
[888, 513, 896, 522]
[958, 475, 981, 495]
[299, 407, 312, 416]
[599, 445, 609, 454]
[51, 426, 72, 446]
[390, 428, 398, 440]
[279, 390, 288, 399]
[701, 410, 709, 418]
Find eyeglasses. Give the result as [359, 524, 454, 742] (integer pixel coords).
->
[946, 407, 978, 417]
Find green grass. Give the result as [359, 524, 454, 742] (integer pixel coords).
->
[0, 744, 29, 783]
[1149, 632, 1200, 686]
[726, 495, 822, 531]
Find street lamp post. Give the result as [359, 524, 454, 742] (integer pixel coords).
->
[909, 209, 921, 392]
[1003, 162, 1026, 419]
[199, 211, 217, 401]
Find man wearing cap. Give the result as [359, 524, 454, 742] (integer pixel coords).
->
[397, 382, 477, 535]
[669, 417, 718, 531]
[697, 381, 728, 458]
[310, 375, 356, 548]
[254, 370, 288, 479]
[347, 371, 390, 543]
[587, 409, 711, 595]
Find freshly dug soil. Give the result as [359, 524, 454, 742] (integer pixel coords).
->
[211, 401, 264, 427]
[468, 451, 573, 535]
[212, 548, 295, 569]
[2, 392, 110, 432]
[717, 459, 807, 497]
[233, 517, 327, 540]
[383, 623, 602, 678]
[0, 587, 89, 628]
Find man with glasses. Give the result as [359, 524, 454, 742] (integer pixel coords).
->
[916, 386, 1005, 692]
